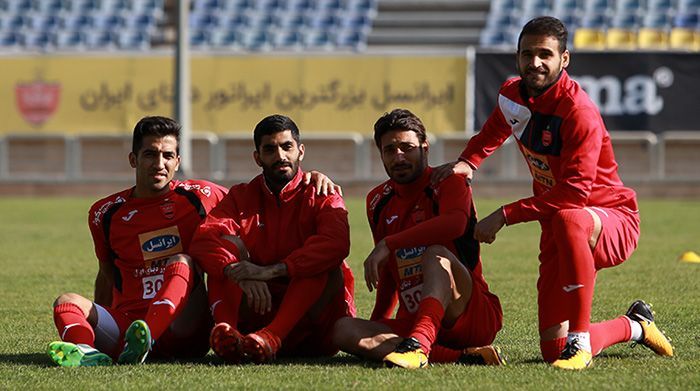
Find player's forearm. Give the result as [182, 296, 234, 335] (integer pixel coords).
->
[94, 274, 112, 306]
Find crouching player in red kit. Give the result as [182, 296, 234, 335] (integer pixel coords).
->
[432, 17, 674, 370]
[47, 116, 228, 366]
[332, 109, 504, 369]
[190, 114, 355, 364]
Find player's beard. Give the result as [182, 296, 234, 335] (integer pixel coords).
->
[386, 148, 427, 185]
[519, 61, 563, 97]
[262, 158, 300, 191]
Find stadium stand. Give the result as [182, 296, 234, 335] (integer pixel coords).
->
[480, 0, 700, 51]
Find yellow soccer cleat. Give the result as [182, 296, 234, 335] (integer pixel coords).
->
[383, 337, 428, 369]
[626, 300, 674, 357]
[551, 339, 592, 370]
[460, 345, 507, 366]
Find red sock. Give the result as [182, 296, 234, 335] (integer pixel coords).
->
[590, 316, 632, 356]
[429, 344, 462, 363]
[53, 303, 94, 346]
[540, 337, 567, 363]
[266, 273, 327, 340]
[207, 276, 243, 326]
[552, 209, 597, 333]
[144, 262, 192, 341]
[410, 297, 445, 355]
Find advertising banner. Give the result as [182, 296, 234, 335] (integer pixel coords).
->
[474, 51, 700, 132]
[1, 54, 466, 134]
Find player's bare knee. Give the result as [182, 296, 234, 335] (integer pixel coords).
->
[167, 253, 193, 268]
[53, 293, 92, 316]
[540, 321, 568, 340]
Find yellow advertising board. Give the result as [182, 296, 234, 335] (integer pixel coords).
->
[1, 54, 466, 134]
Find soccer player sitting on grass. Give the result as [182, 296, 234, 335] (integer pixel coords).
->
[189, 114, 356, 364]
[332, 109, 504, 369]
[47, 116, 228, 366]
[431, 16, 674, 370]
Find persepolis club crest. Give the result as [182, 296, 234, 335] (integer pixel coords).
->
[160, 199, 175, 219]
[542, 129, 552, 147]
[15, 80, 61, 126]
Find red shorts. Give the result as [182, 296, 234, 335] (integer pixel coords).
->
[378, 280, 502, 349]
[537, 206, 640, 330]
[95, 281, 212, 360]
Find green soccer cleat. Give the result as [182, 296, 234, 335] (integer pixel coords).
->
[626, 300, 674, 357]
[383, 337, 428, 369]
[47, 341, 112, 367]
[551, 339, 592, 370]
[117, 320, 152, 365]
[459, 345, 507, 366]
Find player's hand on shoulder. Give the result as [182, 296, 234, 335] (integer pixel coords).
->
[304, 170, 342, 196]
[431, 160, 473, 186]
[363, 239, 390, 292]
[238, 280, 271, 314]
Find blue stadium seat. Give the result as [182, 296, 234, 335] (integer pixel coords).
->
[552, 0, 580, 15]
[491, 0, 518, 12]
[62, 14, 96, 30]
[36, 0, 72, 13]
[673, 12, 700, 28]
[610, 13, 640, 29]
[210, 28, 244, 49]
[679, 0, 700, 13]
[272, 30, 303, 50]
[523, 0, 553, 14]
[0, 31, 24, 49]
[190, 11, 220, 29]
[647, 0, 674, 13]
[31, 14, 62, 31]
[24, 31, 55, 50]
[582, 0, 612, 14]
[643, 13, 672, 29]
[336, 29, 366, 50]
[94, 13, 127, 29]
[117, 30, 150, 50]
[190, 29, 211, 48]
[56, 30, 87, 50]
[86, 30, 119, 50]
[303, 30, 333, 50]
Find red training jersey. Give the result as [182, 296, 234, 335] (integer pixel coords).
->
[366, 167, 500, 321]
[88, 180, 227, 315]
[459, 70, 638, 225]
[190, 169, 352, 282]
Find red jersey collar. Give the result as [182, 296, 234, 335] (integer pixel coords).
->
[391, 167, 432, 198]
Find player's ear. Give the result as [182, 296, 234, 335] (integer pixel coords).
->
[562, 49, 570, 68]
[253, 150, 262, 167]
[298, 143, 305, 162]
[128, 152, 137, 168]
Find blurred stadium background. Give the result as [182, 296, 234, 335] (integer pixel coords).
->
[1, 0, 699, 196]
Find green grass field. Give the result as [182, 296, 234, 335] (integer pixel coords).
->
[1, 197, 699, 389]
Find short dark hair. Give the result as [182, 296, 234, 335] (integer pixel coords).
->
[373, 108, 427, 149]
[518, 16, 568, 53]
[253, 114, 301, 150]
[132, 116, 181, 155]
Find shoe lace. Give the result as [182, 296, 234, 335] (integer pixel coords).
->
[394, 337, 422, 354]
[559, 338, 581, 360]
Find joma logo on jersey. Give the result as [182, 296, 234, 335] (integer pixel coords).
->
[139, 226, 183, 261]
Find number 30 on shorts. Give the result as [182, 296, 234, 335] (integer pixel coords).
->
[142, 274, 164, 299]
